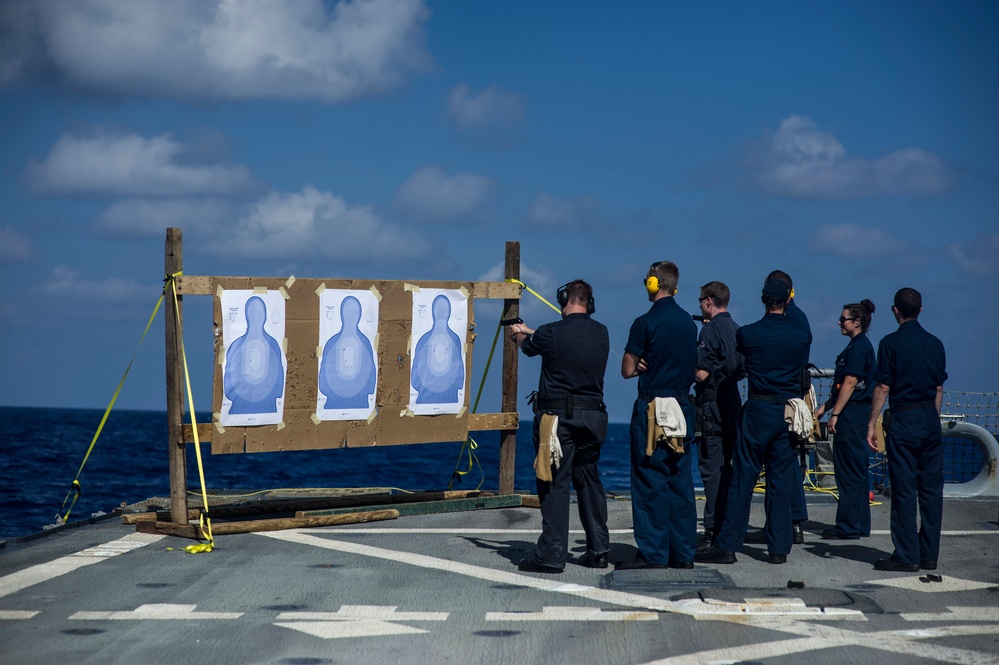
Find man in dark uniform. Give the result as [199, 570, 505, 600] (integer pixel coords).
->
[508, 280, 610, 573]
[745, 270, 810, 545]
[697, 279, 811, 564]
[618, 261, 698, 569]
[693, 281, 743, 553]
[867, 287, 947, 572]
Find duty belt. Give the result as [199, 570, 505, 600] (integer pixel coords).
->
[748, 393, 790, 404]
[890, 400, 936, 413]
[535, 395, 606, 418]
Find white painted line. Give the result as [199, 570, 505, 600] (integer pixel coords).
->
[642, 623, 999, 665]
[275, 620, 427, 639]
[70, 603, 242, 621]
[277, 606, 448, 621]
[867, 575, 996, 593]
[0, 533, 164, 600]
[486, 606, 658, 621]
[256, 532, 862, 621]
[0, 611, 39, 620]
[674, 597, 862, 620]
[903, 607, 999, 622]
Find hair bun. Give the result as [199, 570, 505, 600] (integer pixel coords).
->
[860, 299, 876, 315]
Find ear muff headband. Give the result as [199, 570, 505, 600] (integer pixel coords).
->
[645, 276, 660, 295]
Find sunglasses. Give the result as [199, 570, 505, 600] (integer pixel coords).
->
[838, 316, 858, 324]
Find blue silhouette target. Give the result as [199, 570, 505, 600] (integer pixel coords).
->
[317, 290, 379, 420]
[410, 289, 467, 415]
[220, 291, 286, 427]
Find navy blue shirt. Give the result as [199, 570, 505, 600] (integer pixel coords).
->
[876, 320, 947, 405]
[625, 297, 697, 397]
[695, 311, 743, 400]
[829, 332, 876, 406]
[522, 313, 609, 401]
[736, 312, 811, 399]
[786, 298, 811, 364]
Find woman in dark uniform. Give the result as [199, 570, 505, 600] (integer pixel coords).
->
[816, 299, 877, 540]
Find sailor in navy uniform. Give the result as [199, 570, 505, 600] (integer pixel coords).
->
[867, 288, 947, 572]
[815, 299, 878, 540]
[508, 280, 611, 573]
[618, 261, 698, 569]
[697, 278, 810, 564]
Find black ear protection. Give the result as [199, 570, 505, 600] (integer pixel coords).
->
[556, 282, 595, 314]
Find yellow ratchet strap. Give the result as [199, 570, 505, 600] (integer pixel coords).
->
[57, 276, 171, 525]
[505, 278, 560, 314]
[169, 275, 215, 553]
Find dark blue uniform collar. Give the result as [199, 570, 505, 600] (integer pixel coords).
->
[563, 312, 591, 320]
[651, 296, 677, 309]
[899, 319, 922, 330]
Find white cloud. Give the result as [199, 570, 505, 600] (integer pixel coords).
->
[447, 83, 525, 130]
[0, 226, 33, 261]
[808, 222, 908, 258]
[211, 185, 429, 260]
[394, 166, 496, 222]
[524, 194, 600, 228]
[755, 115, 951, 198]
[36, 265, 153, 302]
[478, 261, 559, 319]
[29, 132, 254, 197]
[97, 199, 234, 235]
[0, 0, 431, 101]
[948, 233, 999, 276]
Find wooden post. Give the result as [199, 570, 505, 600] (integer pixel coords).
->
[165, 228, 188, 524]
[499, 241, 520, 494]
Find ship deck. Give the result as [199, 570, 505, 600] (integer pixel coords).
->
[2, 493, 998, 665]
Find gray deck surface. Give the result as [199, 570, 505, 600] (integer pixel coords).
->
[2, 495, 998, 665]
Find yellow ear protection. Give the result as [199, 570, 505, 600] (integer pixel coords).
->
[645, 276, 660, 295]
[557, 282, 595, 314]
[790, 288, 795, 299]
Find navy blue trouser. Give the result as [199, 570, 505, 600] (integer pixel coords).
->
[532, 409, 609, 568]
[831, 403, 872, 537]
[886, 406, 943, 565]
[698, 428, 735, 532]
[629, 398, 697, 564]
[716, 401, 797, 555]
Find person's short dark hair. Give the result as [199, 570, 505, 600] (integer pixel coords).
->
[700, 281, 730, 308]
[844, 299, 876, 332]
[765, 270, 793, 289]
[761, 279, 790, 307]
[649, 261, 679, 295]
[894, 288, 921, 319]
[565, 279, 593, 308]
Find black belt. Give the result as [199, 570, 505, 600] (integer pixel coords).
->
[639, 393, 693, 404]
[891, 400, 936, 413]
[535, 396, 606, 416]
[748, 393, 790, 404]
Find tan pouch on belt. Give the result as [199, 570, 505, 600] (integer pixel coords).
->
[535, 413, 556, 482]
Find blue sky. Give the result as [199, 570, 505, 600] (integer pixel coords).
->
[0, 0, 996, 424]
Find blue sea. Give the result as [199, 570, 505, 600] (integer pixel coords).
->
[0, 407, 654, 539]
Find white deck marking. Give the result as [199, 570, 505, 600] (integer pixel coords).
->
[275, 620, 427, 639]
[643, 623, 999, 665]
[256, 531, 862, 620]
[0, 611, 39, 620]
[867, 575, 996, 593]
[903, 607, 999, 622]
[0, 533, 164, 600]
[277, 606, 448, 621]
[70, 603, 242, 620]
[486, 606, 658, 621]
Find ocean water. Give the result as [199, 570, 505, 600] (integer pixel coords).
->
[0, 407, 653, 539]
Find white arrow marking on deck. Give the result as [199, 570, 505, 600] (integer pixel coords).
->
[486, 606, 658, 621]
[903, 607, 999, 622]
[256, 531, 862, 620]
[0, 533, 164, 600]
[277, 606, 448, 621]
[70, 603, 242, 620]
[866, 575, 996, 593]
[0, 611, 39, 620]
[275, 620, 428, 639]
